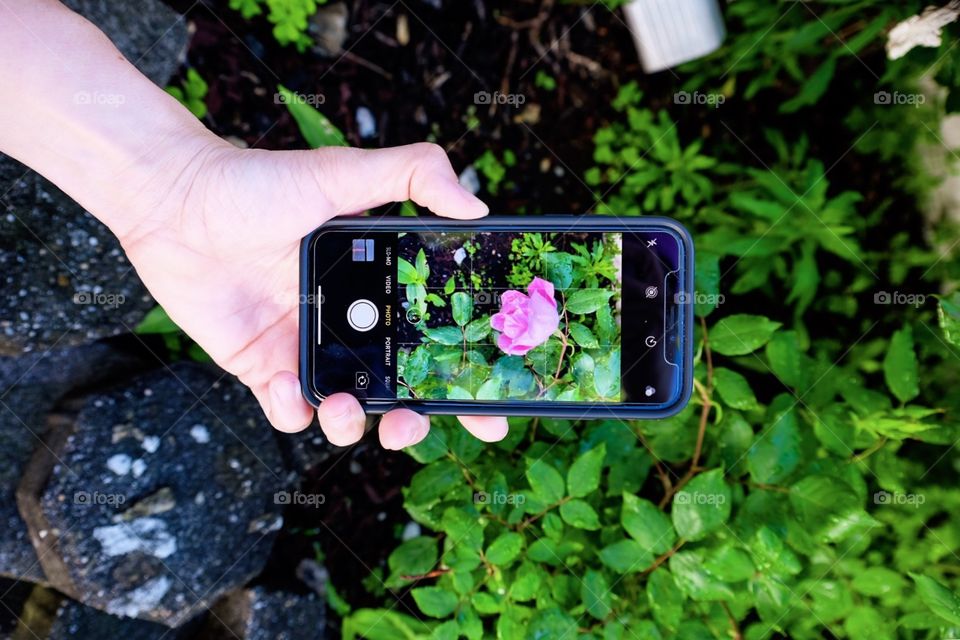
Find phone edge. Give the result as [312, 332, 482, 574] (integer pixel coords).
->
[299, 215, 694, 419]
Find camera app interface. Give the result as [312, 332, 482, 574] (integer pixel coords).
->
[311, 228, 683, 405]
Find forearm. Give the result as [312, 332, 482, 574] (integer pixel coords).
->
[0, 0, 220, 238]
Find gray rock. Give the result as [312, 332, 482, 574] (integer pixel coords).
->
[0, 342, 147, 582]
[458, 166, 481, 195]
[0, 584, 197, 640]
[0, 0, 189, 355]
[204, 587, 326, 640]
[275, 428, 333, 475]
[309, 2, 349, 57]
[48, 597, 191, 640]
[20, 363, 291, 627]
[0, 154, 155, 357]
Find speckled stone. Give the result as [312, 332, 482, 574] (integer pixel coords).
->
[204, 587, 326, 640]
[24, 363, 292, 627]
[0, 0, 188, 355]
[0, 342, 146, 583]
[48, 597, 194, 640]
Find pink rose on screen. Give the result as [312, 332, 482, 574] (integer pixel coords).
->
[490, 277, 560, 356]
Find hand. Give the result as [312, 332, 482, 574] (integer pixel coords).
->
[116, 138, 509, 449]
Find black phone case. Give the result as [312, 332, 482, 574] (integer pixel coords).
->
[300, 215, 694, 419]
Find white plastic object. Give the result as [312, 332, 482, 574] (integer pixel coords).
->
[622, 0, 726, 73]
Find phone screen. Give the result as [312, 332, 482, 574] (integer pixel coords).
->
[308, 226, 685, 407]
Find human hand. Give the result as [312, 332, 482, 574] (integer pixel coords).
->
[115, 139, 509, 449]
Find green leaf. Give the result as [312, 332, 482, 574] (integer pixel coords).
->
[397, 257, 420, 285]
[911, 573, 960, 626]
[937, 292, 960, 345]
[408, 460, 462, 505]
[560, 499, 601, 530]
[883, 326, 919, 403]
[568, 322, 600, 348]
[709, 314, 781, 356]
[443, 277, 456, 295]
[789, 474, 863, 541]
[567, 443, 606, 498]
[851, 567, 906, 598]
[565, 289, 614, 314]
[135, 305, 180, 334]
[593, 349, 620, 399]
[581, 570, 613, 620]
[765, 330, 808, 389]
[387, 537, 437, 585]
[526, 459, 565, 504]
[451, 292, 473, 327]
[342, 609, 435, 640]
[595, 304, 616, 345]
[712, 367, 758, 410]
[403, 347, 431, 388]
[780, 57, 837, 113]
[747, 409, 801, 484]
[414, 248, 429, 280]
[729, 192, 784, 220]
[669, 552, 735, 601]
[647, 569, 684, 632]
[598, 539, 652, 574]
[278, 84, 346, 148]
[411, 586, 458, 618]
[465, 317, 491, 342]
[424, 326, 463, 345]
[485, 532, 524, 565]
[749, 526, 801, 577]
[703, 545, 754, 582]
[526, 609, 578, 639]
[694, 251, 720, 318]
[471, 591, 501, 615]
[622, 494, 676, 555]
[447, 385, 473, 400]
[543, 252, 574, 290]
[671, 469, 731, 541]
[476, 378, 501, 400]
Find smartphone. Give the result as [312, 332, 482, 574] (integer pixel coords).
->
[299, 216, 693, 419]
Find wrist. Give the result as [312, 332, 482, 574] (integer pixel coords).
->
[94, 119, 231, 243]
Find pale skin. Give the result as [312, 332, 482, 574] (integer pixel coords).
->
[0, 0, 509, 449]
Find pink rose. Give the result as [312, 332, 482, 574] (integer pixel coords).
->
[490, 277, 560, 356]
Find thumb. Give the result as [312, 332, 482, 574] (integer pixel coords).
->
[303, 142, 488, 221]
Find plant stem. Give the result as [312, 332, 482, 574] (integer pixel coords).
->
[658, 318, 713, 508]
[642, 538, 685, 575]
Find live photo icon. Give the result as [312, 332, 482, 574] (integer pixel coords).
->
[352, 238, 374, 262]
